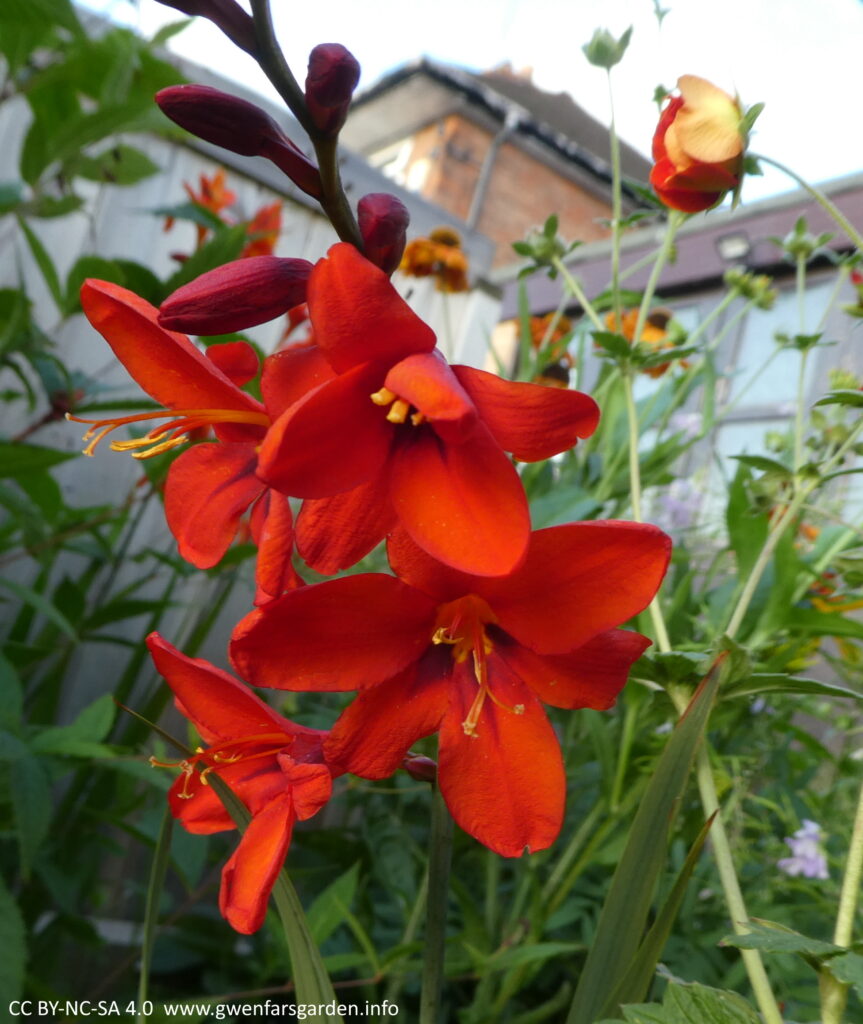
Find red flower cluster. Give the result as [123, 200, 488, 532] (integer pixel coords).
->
[72, 56, 672, 934]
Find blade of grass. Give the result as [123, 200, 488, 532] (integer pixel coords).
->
[137, 806, 173, 1024]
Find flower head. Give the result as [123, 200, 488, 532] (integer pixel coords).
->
[401, 228, 470, 292]
[777, 819, 829, 880]
[650, 75, 745, 213]
[147, 634, 332, 933]
[259, 243, 600, 577]
[231, 521, 670, 856]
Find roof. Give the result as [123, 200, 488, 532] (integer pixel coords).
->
[345, 58, 651, 201]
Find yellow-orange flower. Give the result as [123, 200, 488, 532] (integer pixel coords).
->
[401, 227, 470, 292]
[605, 308, 681, 377]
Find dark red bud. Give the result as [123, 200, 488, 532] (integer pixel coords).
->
[403, 754, 437, 783]
[304, 43, 360, 138]
[159, 256, 313, 335]
[156, 86, 322, 200]
[153, 0, 257, 55]
[357, 193, 410, 276]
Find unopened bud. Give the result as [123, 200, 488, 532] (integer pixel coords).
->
[403, 754, 437, 783]
[159, 256, 313, 335]
[358, 193, 410, 275]
[153, 0, 257, 55]
[304, 43, 361, 138]
[156, 86, 322, 199]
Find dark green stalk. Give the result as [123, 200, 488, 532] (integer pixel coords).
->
[419, 783, 454, 1024]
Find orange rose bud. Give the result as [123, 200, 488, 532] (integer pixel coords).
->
[159, 256, 313, 335]
[156, 86, 322, 199]
[358, 193, 410, 276]
[650, 75, 745, 213]
[304, 44, 361, 138]
[153, 0, 257, 54]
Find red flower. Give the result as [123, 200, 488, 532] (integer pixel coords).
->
[259, 243, 600, 577]
[231, 521, 670, 857]
[241, 202, 282, 259]
[70, 281, 334, 599]
[650, 75, 744, 213]
[147, 634, 332, 934]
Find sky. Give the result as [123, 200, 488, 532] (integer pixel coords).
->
[86, 0, 863, 202]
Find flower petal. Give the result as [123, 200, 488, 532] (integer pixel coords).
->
[277, 757, 333, 820]
[260, 342, 335, 417]
[308, 242, 436, 372]
[219, 791, 295, 934]
[479, 521, 671, 653]
[384, 351, 477, 443]
[453, 365, 599, 460]
[258, 361, 394, 498]
[497, 629, 651, 709]
[165, 443, 264, 568]
[170, 758, 287, 834]
[390, 425, 530, 577]
[230, 574, 437, 691]
[438, 657, 565, 856]
[386, 526, 480, 602]
[253, 491, 302, 603]
[674, 75, 743, 164]
[206, 341, 260, 387]
[296, 469, 396, 575]
[324, 651, 451, 778]
[80, 280, 264, 416]
[147, 633, 291, 743]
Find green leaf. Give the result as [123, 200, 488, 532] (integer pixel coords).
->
[69, 144, 160, 186]
[10, 753, 53, 878]
[566, 658, 722, 1024]
[0, 875, 27, 1009]
[600, 814, 716, 1016]
[785, 607, 863, 641]
[16, 215, 63, 310]
[592, 331, 633, 359]
[491, 941, 584, 972]
[151, 18, 193, 45]
[306, 862, 360, 946]
[3, 0, 82, 34]
[724, 673, 863, 701]
[825, 951, 863, 999]
[0, 577, 77, 639]
[721, 920, 839, 958]
[816, 389, 863, 408]
[64, 256, 127, 315]
[0, 653, 24, 730]
[726, 465, 768, 578]
[0, 182, 24, 213]
[164, 224, 249, 297]
[729, 454, 793, 477]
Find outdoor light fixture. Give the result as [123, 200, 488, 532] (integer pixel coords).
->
[716, 231, 751, 261]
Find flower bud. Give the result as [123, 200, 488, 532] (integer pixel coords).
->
[650, 75, 745, 213]
[156, 86, 322, 199]
[159, 256, 313, 335]
[153, 0, 257, 55]
[357, 193, 410, 275]
[403, 754, 437, 783]
[582, 26, 633, 69]
[304, 44, 361, 138]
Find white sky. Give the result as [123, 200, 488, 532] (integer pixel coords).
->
[88, 0, 863, 202]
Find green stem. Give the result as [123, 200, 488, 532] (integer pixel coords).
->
[552, 257, 605, 331]
[419, 783, 453, 1024]
[821, 772, 863, 1024]
[380, 870, 429, 1017]
[311, 135, 364, 248]
[137, 808, 173, 1024]
[793, 252, 809, 474]
[631, 212, 682, 347]
[753, 154, 863, 251]
[606, 69, 624, 328]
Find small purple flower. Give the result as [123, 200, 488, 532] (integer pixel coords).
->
[777, 819, 829, 880]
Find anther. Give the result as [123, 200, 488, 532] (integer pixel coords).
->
[370, 387, 397, 406]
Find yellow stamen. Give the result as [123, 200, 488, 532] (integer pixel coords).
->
[370, 387, 397, 406]
[386, 399, 410, 424]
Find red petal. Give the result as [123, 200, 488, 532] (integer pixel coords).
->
[219, 792, 295, 933]
[479, 522, 671, 653]
[453, 365, 600, 460]
[308, 243, 436, 372]
[438, 658, 565, 856]
[254, 492, 301, 603]
[390, 425, 530, 576]
[170, 758, 287, 834]
[324, 652, 450, 778]
[498, 629, 651, 709]
[277, 758, 333, 820]
[260, 342, 335, 417]
[230, 574, 436, 691]
[206, 341, 260, 386]
[296, 469, 396, 575]
[386, 526, 479, 602]
[147, 633, 292, 743]
[385, 351, 477, 443]
[165, 443, 264, 568]
[258, 362, 394, 498]
[80, 280, 264, 416]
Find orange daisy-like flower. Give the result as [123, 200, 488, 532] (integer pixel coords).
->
[401, 227, 470, 292]
[231, 522, 670, 857]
